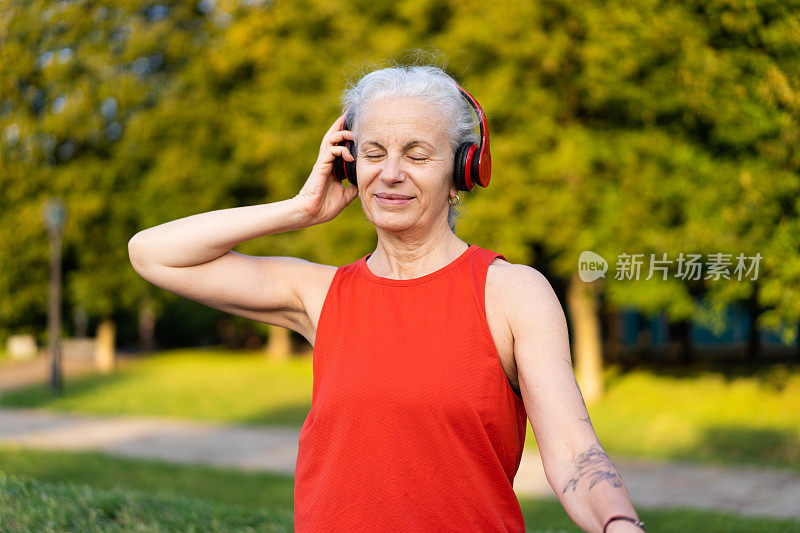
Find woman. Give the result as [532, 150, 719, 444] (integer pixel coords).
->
[128, 65, 645, 533]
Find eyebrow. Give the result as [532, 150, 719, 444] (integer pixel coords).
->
[362, 140, 435, 151]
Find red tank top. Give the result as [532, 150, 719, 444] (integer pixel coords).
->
[294, 244, 528, 532]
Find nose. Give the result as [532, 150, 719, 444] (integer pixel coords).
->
[379, 153, 405, 183]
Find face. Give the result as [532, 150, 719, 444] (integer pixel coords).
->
[355, 96, 455, 235]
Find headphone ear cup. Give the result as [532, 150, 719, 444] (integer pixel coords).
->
[454, 143, 478, 191]
[453, 143, 470, 191]
[344, 140, 357, 186]
[333, 117, 357, 185]
[333, 149, 347, 182]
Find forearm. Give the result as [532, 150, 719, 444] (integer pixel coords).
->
[129, 197, 312, 269]
[553, 443, 642, 533]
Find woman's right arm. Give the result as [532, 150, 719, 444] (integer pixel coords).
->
[128, 198, 319, 334]
[128, 113, 358, 341]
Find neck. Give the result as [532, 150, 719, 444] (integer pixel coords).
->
[368, 230, 468, 280]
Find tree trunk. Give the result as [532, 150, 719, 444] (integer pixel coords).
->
[266, 324, 292, 360]
[566, 273, 604, 404]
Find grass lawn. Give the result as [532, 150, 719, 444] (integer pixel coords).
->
[0, 348, 314, 427]
[1, 348, 799, 472]
[1, 445, 798, 532]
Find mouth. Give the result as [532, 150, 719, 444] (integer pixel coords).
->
[376, 193, 414, 199]
[375, 193, 415, 205]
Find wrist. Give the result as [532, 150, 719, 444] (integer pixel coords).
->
[290, 195, 318, 228]
[605, 522, 645, 533]
[603, 515, 645, 533]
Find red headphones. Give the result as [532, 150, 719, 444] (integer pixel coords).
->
[333, 85, 492, 192]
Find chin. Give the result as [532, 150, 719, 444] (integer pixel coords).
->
[369, 213, 419, 232]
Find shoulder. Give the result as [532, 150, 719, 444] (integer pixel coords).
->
[486, 258, 564, 331]
[294, 259, 339, 301]
[275, 259, 340, 344]
[486, 257, 553, 300]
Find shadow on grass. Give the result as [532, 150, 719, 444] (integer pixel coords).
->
[0, 366, 142, 410]
[613, 357, 799, 392]
[517, 495, 800, 533]
[239, 403, 311, 428]
[672, 425, 800, 471]
[1, 373, 313, 428]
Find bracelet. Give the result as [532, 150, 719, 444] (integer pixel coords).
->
[602, 515, 646, 533]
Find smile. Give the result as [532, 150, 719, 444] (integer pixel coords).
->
[375, 194, 414, 206]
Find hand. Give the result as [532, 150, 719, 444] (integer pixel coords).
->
[294, 113, 359, 225]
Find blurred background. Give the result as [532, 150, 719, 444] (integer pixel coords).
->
[1, 1, 799, 531]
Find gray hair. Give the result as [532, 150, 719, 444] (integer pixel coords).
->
[341, 65, 480, 232]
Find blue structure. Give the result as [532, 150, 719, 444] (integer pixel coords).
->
[618, 306, 795, 349]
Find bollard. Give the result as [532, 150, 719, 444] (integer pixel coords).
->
[95, 319, 116, 373]
[266, 324, 291, 360]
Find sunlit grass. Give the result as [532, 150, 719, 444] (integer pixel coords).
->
[0, 348, 313, 427]
[1, 446, 798, 533]
[577, 363, 800, 471]
[2, 348, 798, 471]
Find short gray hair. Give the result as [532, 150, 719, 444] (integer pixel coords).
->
[341, 65, 479, 232]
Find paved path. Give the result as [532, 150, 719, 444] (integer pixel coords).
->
[0, 407, 798, 521]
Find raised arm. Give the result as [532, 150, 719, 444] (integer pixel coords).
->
[497, 264, 643, 533]
[128, 198, 320, 337]
[128, 113, 359, 342]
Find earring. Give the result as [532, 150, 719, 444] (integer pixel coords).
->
[449, 193, 460, 207]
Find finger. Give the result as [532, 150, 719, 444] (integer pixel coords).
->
[321, 144, 351, 164]
[335, 144, 356, 162]
[321, 114, 345, 146]
[320, 116, 349, 150]
[329, 129, 354, 142]
[330, 113, 346, 134]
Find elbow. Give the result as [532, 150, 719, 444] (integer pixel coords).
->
[128, 231, 152, 275]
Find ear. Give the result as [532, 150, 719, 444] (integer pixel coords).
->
[449, 176, 458, 197]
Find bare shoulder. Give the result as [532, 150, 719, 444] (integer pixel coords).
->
[486, 259, 562, 329]
[486, 258, 553, 301]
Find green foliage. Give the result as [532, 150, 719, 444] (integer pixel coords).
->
[1, 0, 798, 345]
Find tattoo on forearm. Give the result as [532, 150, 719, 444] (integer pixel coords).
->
[561, 443, 624, 494]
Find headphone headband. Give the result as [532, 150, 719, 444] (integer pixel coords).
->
[455, 85, 492, 189]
